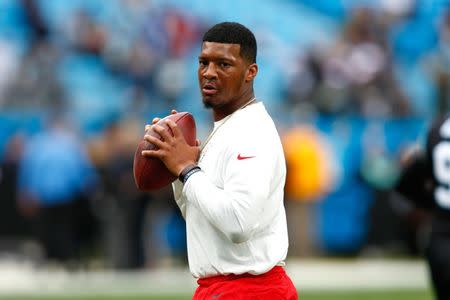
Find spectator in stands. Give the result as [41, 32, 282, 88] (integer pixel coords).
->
[287, 6, 410, 117]
[66, 9, 106, 55]
[88, 118, 152, 269]
[2, 41, 65, 111]
[424, 9, 450, 117]
[284, 49, 324, 118]
[0, 40, 20, 106]
[20, 0, 49, 42]
[0, 133, 31, 242]
[17, 115, 97, 265]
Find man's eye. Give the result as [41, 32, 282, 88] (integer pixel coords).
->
[199, 60, 207, 66]
[220, 62, 230, 68]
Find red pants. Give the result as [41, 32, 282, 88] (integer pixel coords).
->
[193, 266, 298, 300]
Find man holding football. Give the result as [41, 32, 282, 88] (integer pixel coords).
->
[142, 22, 297, 299]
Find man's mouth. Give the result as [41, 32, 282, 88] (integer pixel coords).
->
[202, 83, 218, 96]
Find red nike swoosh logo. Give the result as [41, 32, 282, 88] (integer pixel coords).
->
[237, 154, 256, 160]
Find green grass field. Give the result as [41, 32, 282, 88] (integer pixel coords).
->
[0, 289, 433, 300]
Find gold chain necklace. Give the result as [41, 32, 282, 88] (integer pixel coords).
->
[199, 97, 256, 162]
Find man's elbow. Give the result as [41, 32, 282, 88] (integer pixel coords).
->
[228, 231, 251, 244]
[227, 223, 259, 244]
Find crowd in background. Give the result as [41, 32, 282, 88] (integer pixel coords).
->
[0, 0, 450, 270]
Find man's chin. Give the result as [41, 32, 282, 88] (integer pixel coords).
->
[202, 95, 225, 109]
[202, 97, 214, 109]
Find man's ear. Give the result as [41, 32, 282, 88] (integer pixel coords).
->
[245, 63, 258, 82]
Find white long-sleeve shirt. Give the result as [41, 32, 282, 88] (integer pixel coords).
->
[172, 102, 289, 279]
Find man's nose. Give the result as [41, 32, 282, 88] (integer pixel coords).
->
[203, 63, 218, 79]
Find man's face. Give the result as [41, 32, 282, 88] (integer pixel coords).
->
[198, 42, 251, 109]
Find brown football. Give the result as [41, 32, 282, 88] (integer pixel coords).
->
[133, 112, 196, 191]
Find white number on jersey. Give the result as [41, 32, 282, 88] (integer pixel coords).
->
[433, 141, 450, 209]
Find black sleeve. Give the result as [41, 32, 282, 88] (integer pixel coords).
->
[395, 152, 435, 210]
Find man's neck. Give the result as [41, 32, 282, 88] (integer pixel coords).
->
[213, 95, 256, 121]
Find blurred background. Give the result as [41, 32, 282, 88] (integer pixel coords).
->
[0, 0, 446, 299]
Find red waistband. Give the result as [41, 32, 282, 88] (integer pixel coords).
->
[197, 266, 285, 287]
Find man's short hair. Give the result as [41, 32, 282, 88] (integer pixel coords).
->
[202, 22, 257, 64]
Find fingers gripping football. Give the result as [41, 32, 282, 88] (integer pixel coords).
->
[142, 119, 200, 176]
[134, 111, 197, 191]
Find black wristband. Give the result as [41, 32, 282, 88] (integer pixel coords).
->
[179, 164, 201, 184]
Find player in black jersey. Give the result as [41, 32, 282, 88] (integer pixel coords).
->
[396, 116, 450, 300]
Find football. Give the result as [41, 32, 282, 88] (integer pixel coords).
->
[133, 112, 196, 191]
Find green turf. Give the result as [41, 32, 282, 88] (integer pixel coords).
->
[301, 289, 433, 300]
[0, 289, 433, 300]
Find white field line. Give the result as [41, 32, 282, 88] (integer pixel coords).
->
[0, 259, 430, 296]
[287, 259, 429, 291]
